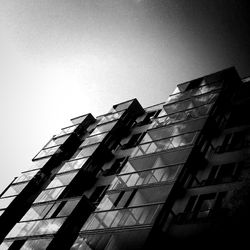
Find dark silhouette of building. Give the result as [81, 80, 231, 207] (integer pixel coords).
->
[0, 67, 250, 249]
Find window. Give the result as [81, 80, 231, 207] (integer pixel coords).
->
[137, 110, 161, 126]
[102, 157, 128, 176]
[217, 131, 246, 153]
[121, 133, 145, 149]
[179, 192, 227, 223]
[89, 185, 109, 204]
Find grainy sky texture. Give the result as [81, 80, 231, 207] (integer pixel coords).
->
[0, 0, 250, 193]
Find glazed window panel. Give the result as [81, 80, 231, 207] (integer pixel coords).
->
[80, 132, 108, 147]
[113, 100, 133, 112]
[20, 238, 52, 250]
[56, 198, 80, 217]
[57, 124, 78, 136]
[96, 193, 121, 211]
[97, 111, 124, 125]
[21, 203, 54, 221]
[191, 81, 222, 96]
[164, 100, 195, 114]
[129, 185, 171, 207]
[2, 182, 28, 198]
[81, 204, 162, 231]
[14, 170, 39, 183]
[150, 103, 213, 130]
[6, 218, 65, 238]
[58, 158, 88, 173]
[73, 144, 98, 159]
[34, 187, 65, 203]
[44, 134, 70, 148]
[71, 114, 88, 125]
[0, 241, 13, 250]
[35, 146, 60, 159]
[131, 132, 196, 157]
[90, 121, 117, 136]
[46, 171, 78, 189]
[0, 196, 16, 209]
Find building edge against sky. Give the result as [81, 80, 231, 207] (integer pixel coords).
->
[1, 67, 250, 249]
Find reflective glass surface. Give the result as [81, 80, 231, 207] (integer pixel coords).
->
[57, 124, 78, 136]
[149, 103, 212, 129]
[46, 171, 78, 189]
[109, 165, 181, 190]
[98, 185, 170, 211]
[90, 121, 117, 136]
[26, 158, 50, 171]
[72, 144, 98, 159]
[35, 146, 60, 159]
[81, 204, 162, 231]
[164, 92, 218, 115]
[58, 158, 88, 174]
[71, 114, 88, 125]
[80, 132, 108, 147]
[21, 203, 54, 221]
[45, 134, 70, 148]
[110, 100, 133, 113]
[14, 170, 39, 183]
[131, 132, 197, 158]
[2, 182, 28, 197]
[0, 241, 13, 250]
[97, 111, 124, 125]
[20, 238, 52, 250]
[167, 81, 221, 104]
[0, 196, 15, 209]
[34, 187, 65, 203]
[6, 218, 65, 238]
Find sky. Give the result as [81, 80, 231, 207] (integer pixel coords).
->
[0, 0, 250, 193]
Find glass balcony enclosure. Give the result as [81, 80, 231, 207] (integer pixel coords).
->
[80, 132, 108, 147]
[109, 164, 182, 190]
[46, 171, 78, 189]
[34, 187, 65, 204]
[1, 182, 28, 198]
[71, 114, 88, 125]
[72, 144, 99, 160]
[89, 120, 117, 136]
[149, 103, 213, 130]
[108, 100, 133, 113]
[0, 196, 16, 210]
[6, 217, 66, 238]
[34, 145, 61, 160]
[58, 158, 88, 174]
[167, 80, 222, 104]
[96, 111, 124, 126]
[143, 118, 205, 144]
[81, 203, 163, 231]
[13, 169, 39, 184]
[44, 134, 70, 148]
[21, 198, 80, 221]
[163, 92, 219, 115]
[131, 132, 197, 158]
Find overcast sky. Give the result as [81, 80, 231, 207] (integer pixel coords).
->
[0, 0, 250, 193]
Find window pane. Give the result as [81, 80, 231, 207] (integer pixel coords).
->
[21, 238, 52, 250]
[34, 187, 65, 203]
[21, 203, 54, 221]
[2, 182, 28, 197]
[46, 172, 78, 189]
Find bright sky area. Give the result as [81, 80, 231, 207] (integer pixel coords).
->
[0, 0, 250, 193]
